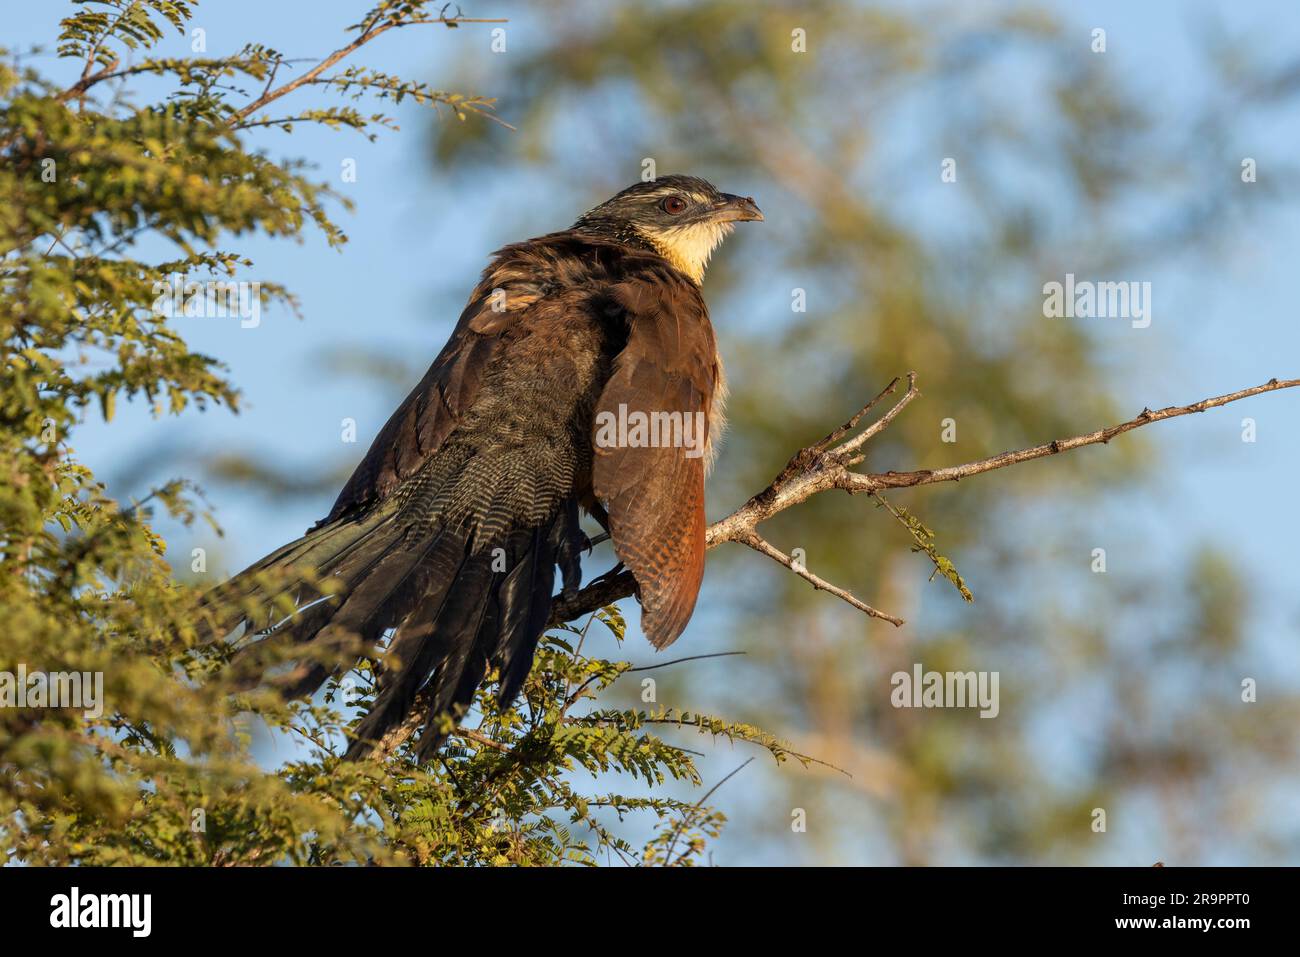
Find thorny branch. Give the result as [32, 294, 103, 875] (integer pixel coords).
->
[551, 373, 1300, 630]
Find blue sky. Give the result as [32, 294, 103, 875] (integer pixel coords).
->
[9, 0, 1300, 863]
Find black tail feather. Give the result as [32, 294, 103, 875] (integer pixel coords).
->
[208, 478, 586, 762]
[343, 511, 572, 761]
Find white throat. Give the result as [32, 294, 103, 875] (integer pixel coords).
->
[643, 220, 734, 284]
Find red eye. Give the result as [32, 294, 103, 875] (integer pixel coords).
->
[661, 196, 688, 214]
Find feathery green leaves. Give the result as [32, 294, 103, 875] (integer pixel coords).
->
[1, 0, 788, 867]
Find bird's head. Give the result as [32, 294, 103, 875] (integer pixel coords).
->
[573, 175, 763, 284]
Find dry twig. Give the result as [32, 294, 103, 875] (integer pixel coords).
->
[553, 373, 1300, 629]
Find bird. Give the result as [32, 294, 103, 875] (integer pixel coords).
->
[198, 175, 763, 760]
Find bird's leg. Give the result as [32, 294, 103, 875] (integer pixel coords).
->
[582, 499, 612, 549]
[586, 560, 626, 589]
[571, 497, 623, 586]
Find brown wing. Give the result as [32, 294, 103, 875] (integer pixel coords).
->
[322, 243, 562, 524]
[592, 268, 719, 648]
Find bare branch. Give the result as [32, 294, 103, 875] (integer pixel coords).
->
[800, 374, 900, 460]
[660, 758, 751, 866]
[625, 651, 747, 672]
[549, 569, 637, 627]
[553, 374, 1300, 630]
[846, 376, 1300, 491]
[738, 530, 905, 626]
[837, 370, 919, 459]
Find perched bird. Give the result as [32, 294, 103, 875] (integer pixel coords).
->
[200, 175, 763, 759]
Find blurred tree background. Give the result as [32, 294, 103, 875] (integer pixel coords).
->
[8, 0, 1299, 865]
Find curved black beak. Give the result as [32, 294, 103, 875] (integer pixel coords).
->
[713, 193, 764, 222]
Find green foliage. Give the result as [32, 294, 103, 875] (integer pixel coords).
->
[282, 610, 817, 866]
[1, 0, 781, 866]
[872, 493, 973, 603]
